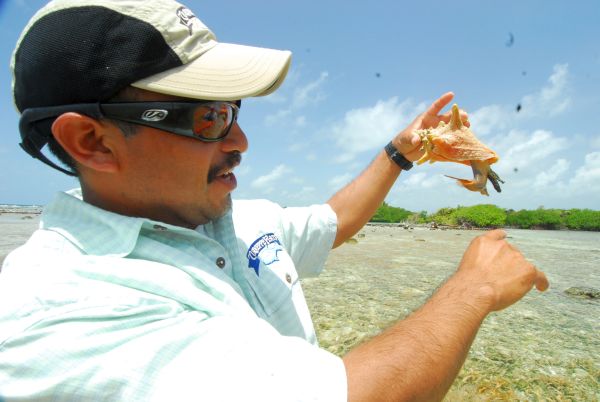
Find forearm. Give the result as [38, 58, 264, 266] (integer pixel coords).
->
[326, 93, 462, 248]
[327, 150, 402, 248]
[343, 274, 493, 402]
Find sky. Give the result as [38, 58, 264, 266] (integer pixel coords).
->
[1, 0, 599, 212]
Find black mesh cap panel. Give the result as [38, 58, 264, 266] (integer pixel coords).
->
[14, 6, 183, 111]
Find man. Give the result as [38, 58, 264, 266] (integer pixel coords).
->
[0, 0, 549, 401]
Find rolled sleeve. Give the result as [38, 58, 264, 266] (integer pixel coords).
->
[278, 203, 338, 278]
[232, 200, 338, 279]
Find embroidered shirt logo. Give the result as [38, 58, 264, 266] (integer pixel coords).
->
[247, 233, 282, 276]
[176, 6, 197, 35]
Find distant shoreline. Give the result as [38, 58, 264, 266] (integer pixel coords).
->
[366, 222, 600, 232]
[0, 208, 42, 215]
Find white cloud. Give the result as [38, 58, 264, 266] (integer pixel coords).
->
[491, 129, 568, 174]
[569, 152, 600, 191]
[533, 159, 570, 188]
[329, 97, 425, 163]
[328, 173, 353, 189]
[251, 164, 291, 190]
[520, 64, 570, 117]
[295, 116, 307, 127]
[236, 164, 251, 177]
[403, 172, 428, 187]
[590, 135, 600, 149]
[264, 71, 328, 126]
[469, 64, 570, 138]
[292, 72, 328, 108]
[265, 108, 292, 126]
[288, 142, 307, 152]
[324, 65, 570, 166]
[469, 104, 511, 136]
[401, 172, 448, 189]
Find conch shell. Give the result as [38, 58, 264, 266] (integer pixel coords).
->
[415, 104, 504, 196]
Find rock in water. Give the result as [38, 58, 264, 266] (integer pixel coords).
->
[564, 287, 600, 299]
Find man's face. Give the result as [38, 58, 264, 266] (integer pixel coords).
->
[108, 90, 248, 228]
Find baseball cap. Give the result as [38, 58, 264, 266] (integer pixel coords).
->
[12, 0, 292, 110]
[11, 0, 291, 175]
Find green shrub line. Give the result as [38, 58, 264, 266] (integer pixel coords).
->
[370, 203, 600, 231]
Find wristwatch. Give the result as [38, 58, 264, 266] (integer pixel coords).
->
[384, 141, 414, 171]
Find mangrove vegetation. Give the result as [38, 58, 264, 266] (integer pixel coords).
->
[371, 202, 600, 231]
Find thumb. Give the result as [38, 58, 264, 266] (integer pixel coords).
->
[535, 270, 550, 291]
[483, 229, 507, 241]
[411, 133, 421, 146]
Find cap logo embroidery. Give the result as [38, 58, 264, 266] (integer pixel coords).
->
[176, 6, 197, 35]
[141, 109, 168, 122]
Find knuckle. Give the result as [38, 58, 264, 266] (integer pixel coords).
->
[522, 264, 537, 281]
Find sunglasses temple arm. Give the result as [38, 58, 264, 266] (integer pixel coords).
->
[17, 104, 102, 177]
[19, 139, 77, 176]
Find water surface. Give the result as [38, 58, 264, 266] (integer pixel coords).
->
[303, 226, 600, 401]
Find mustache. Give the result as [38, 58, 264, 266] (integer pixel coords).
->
[207, 151, 242, 183]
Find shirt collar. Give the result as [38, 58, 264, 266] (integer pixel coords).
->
[41, 189, 208, 256]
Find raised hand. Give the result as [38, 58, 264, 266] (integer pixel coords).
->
[393, 92, 469, 161]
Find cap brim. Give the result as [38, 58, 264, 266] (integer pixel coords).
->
[131, 42, 291, 101]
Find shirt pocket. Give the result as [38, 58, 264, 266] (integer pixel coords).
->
[242, 234, 298, 317]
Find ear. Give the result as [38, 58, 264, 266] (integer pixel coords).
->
[51, 113, 120, 173]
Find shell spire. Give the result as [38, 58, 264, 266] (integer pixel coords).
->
[449, 104, 463, 130]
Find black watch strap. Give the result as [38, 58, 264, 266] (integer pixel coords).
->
[384, 141, 413, 171]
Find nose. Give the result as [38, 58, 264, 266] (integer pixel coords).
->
[220, 122, 248, 154]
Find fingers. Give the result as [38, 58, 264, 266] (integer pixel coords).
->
[487, 229, 549, 292]
[534, 269, 550, 291]
[483, 229, 507, 240]
[426, 92, 454, 116]
[410, 133, 421, 146]
[461, 111, 471, 127]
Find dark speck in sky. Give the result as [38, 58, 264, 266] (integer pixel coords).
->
[506, 32, 514, 47]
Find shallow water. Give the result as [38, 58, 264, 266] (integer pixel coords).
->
[303, 226, 600, 401]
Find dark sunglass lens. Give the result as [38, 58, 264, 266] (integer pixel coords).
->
[192, 103, 233, 139]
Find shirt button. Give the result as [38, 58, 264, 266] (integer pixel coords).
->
[285, 273, 292, 284]
[216, 257, 226, 269]
[153, 224, 167, 231]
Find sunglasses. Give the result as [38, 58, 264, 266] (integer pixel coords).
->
[19, 100, 241, 176]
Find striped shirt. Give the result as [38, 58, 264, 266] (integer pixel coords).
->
[0, 189, 346, 401]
